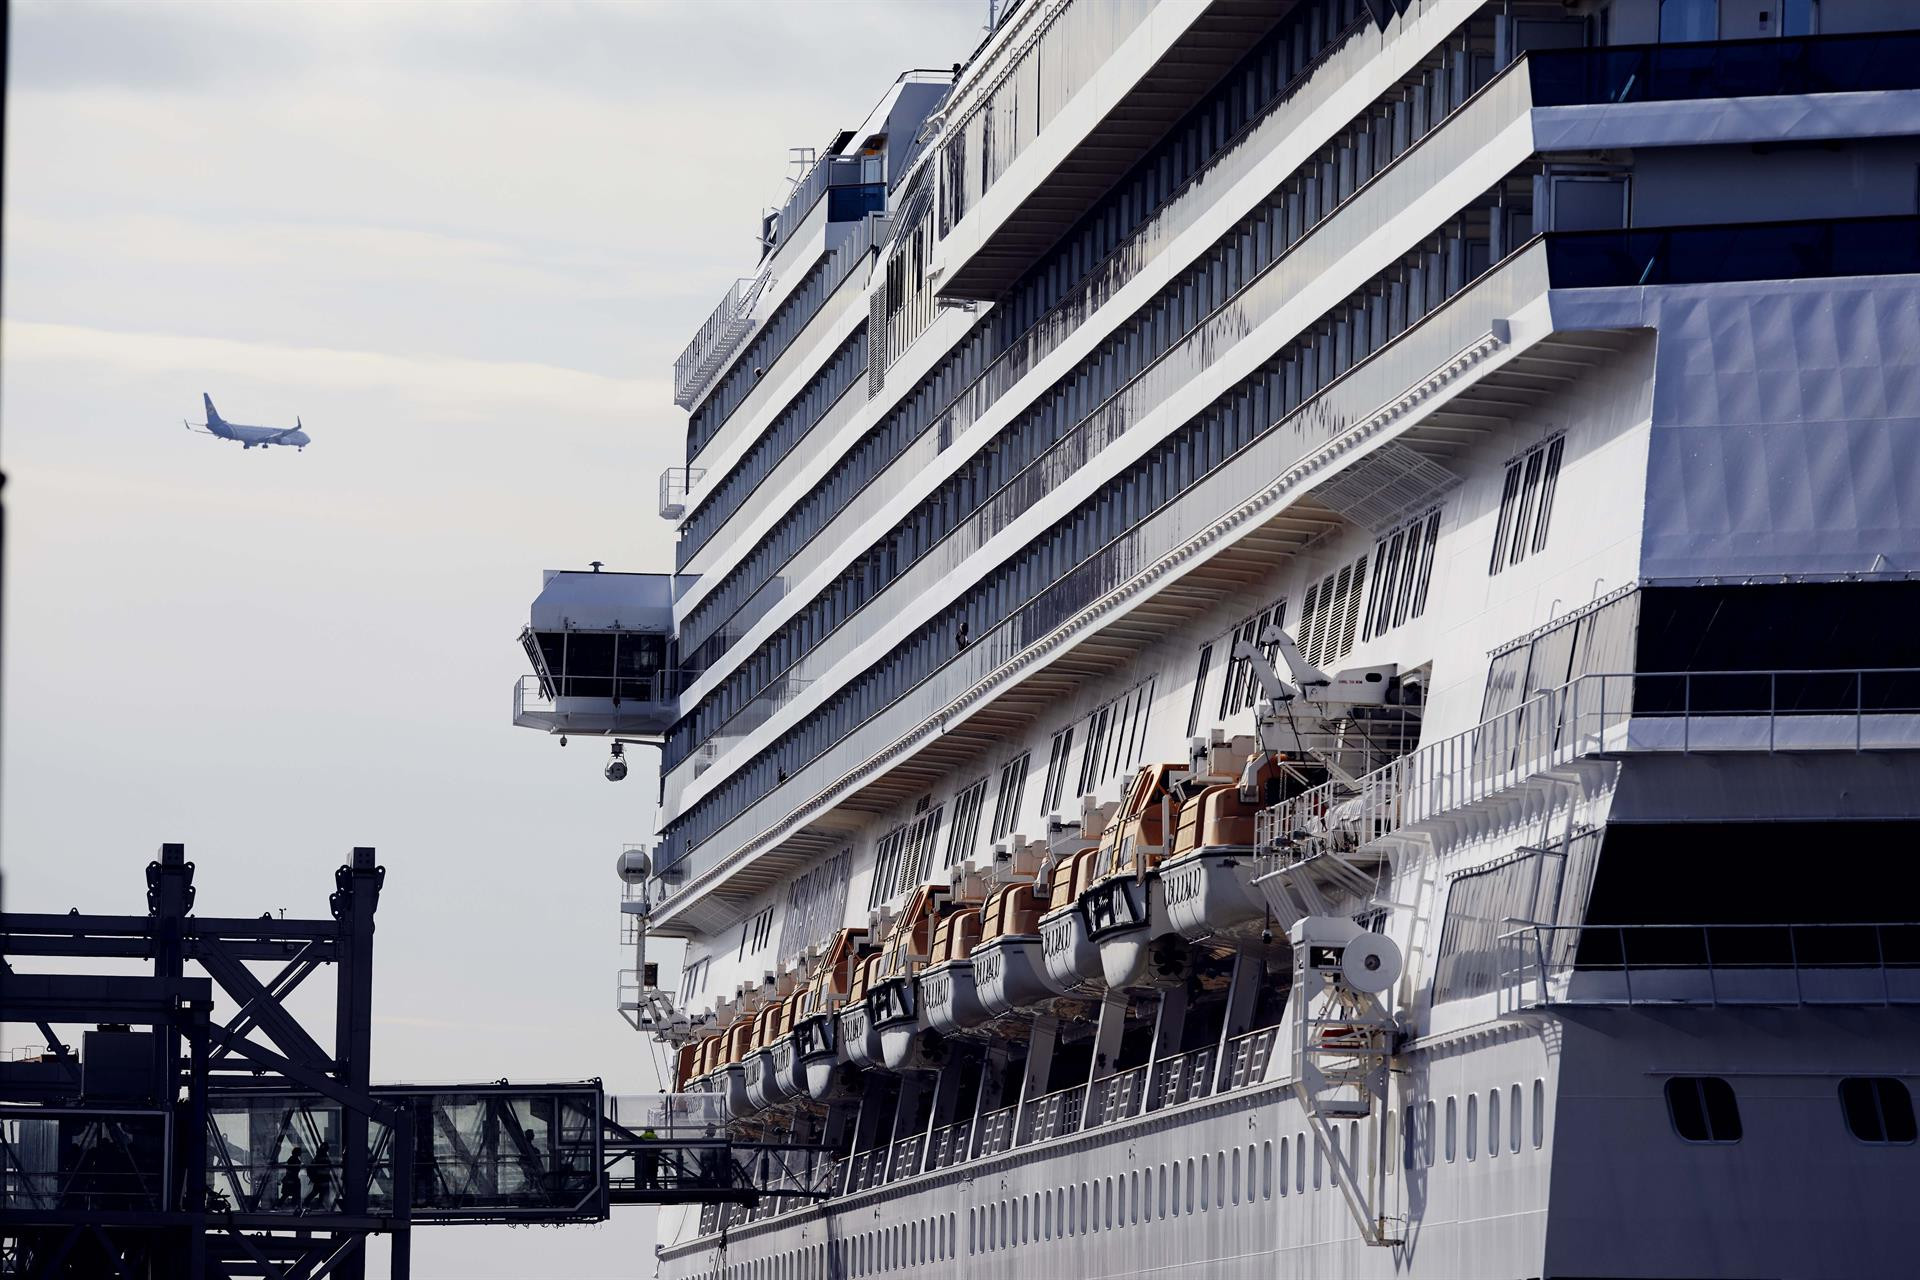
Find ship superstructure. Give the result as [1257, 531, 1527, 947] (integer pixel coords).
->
[518, 1, 1920, 1275]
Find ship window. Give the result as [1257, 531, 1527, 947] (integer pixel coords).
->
[1185, 1158, 1196, 1213]
[1511, 1084, 1523, 1153]
[1041, 727, 1075, 816]
[989, 753, 1030, 842]
[1365, 507, 1443, 641]
[1533, 1080, 1545, 1149]
[1467, 1093, 1479, 1160]
[1445, 1097, 1457, 1162]
[1658, 0, 1717, 43]
[1198, 1154, 1209, 1210]
[1296, 1131, 1306, 1191]
[1043, 1189, 1051, 1239]
[1278, 1138, 1288, 1195]
[943, 778, 987, 869]
[1312, 1135, 1322, 1189]
[1488, 1089, 1500, 1158]
[1231, 1147, 1241, 1204]
[967, 1207, 975, 1257]
[1186, 644, 1214, 737]
[1666, 1076, 1743, 1143]
[1218, 1149, 1228, 1208]
[1131, 1170, 1140, 1223]
[1081, 1182, 1090, 1230]
[1489, 437, 1563, 576]
[1839, 1078, 1916, 1144]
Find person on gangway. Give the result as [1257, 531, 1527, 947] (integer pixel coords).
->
[278, 1148, 305, 1211]
[305, 1141, 335, 1212]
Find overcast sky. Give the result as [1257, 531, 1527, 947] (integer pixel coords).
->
[2, 2, 983, 1274]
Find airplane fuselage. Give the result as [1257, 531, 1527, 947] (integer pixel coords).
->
[195, 394, 309, 450]
[208, 421, 311, 449]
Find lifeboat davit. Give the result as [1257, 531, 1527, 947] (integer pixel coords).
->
[1163, 752, 1290, 945]
[742, 1000, 785, 1112]
[761, 988, 809, 1106]
[919, 894, 990, 1036]
[1039, 845, 1105, 994]
[871, 886, 950, 1071]
[796, 928, 868, 1101]
[971, 878, 1052, 1017]
[1081, 764, 1191, 991]
[716, 1017, 760, 1122]
[836, 951, 886, 1070]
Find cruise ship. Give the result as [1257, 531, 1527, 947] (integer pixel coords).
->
[515, 1, 1920, 1275]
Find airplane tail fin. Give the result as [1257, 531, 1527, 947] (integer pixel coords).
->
[203, 393, 224, 427]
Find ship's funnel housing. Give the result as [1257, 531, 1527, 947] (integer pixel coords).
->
[516, 569, 680, 736]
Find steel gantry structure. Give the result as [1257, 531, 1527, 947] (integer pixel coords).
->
[0, 846, 835, 1279]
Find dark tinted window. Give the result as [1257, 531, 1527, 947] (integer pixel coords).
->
[1666, 1076, 1741, 1143]
[1840, 1077, 1917, 1144]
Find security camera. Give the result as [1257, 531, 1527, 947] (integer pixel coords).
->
[605, 742, 629, 782]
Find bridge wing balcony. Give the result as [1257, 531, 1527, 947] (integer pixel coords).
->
[514, 569, 682, 738]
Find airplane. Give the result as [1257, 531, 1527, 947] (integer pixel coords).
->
[185, 394, 311, 450]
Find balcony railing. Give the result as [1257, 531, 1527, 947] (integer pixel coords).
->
[1546, 215, 1920, 292]
[1018, 1084, 1085, 1145]
[1498, 921, 1920, 1010]
[1221, 1026, 1281, 1092]
[675, 275, 771, 410]
[974, 1104, 1018, 1158]
[1261, 667, 1920, 877]
[1085, 1067, 1148, 1129]
[1527, 28, 1920, 107]
[1149, 1046, 1218, 1111]
[925, 1118, 972, 1171]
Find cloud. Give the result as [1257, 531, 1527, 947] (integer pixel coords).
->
[3, 318, 663, 422]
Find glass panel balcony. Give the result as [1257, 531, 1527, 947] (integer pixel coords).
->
[1527, 28, 1920, 108]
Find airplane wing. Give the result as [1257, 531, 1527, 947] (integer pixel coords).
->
[257, 424, 303, 444]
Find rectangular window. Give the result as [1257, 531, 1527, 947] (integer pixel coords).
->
[1531, 436, 1564, 555]
[1042, 728, 1075, 816]
[944, 778, 988, 868]
[1489, 438, 1563, 575]
[990, 753, 1030, 842]
[680, 957, 710, 1002]
[1839, 1077, 1916, 1144]
[738, 905, 775, 960]
[1182, 644, 1213, 736]
[1666, 1076, 1743, 1143]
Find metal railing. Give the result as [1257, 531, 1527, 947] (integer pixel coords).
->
[885, 1133, 923, 1182]
[1261, 667, 1920, 876]
[974, 1104, 1018, 1158]
[675, 275, 771, 409]
[1149, 1046, 1217, 1111]
[1221, 1026, 1281, 1092]
[1085, 1067, 1148, 1129]
[1498, 921, 1920, 1010]
[659, 466, 708, 520]
[1018, 1084, 1085, 1144]
[925, 1118, 973, 1171]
